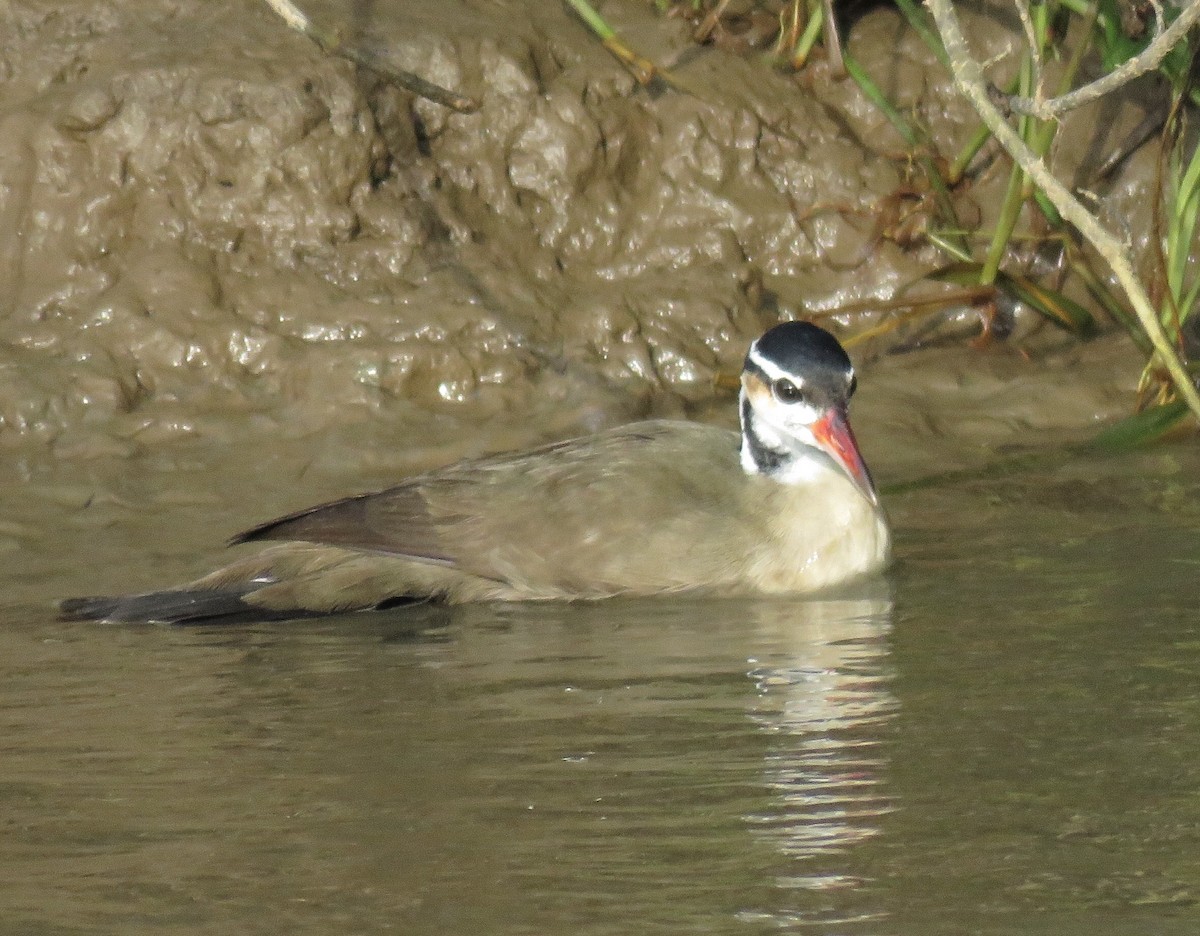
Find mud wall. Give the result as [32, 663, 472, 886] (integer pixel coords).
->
[0, 0, 1154, 455]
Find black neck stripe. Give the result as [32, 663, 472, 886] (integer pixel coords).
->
[741, 396, 785, 474]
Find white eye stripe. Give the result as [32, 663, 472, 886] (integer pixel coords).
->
[747, 345, 806, 387]
[747, 343, 856, 390]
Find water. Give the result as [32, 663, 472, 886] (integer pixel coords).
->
[3, 444, 1200, 934]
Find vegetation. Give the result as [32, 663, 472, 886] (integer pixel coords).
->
[563, 0, 1200, 443]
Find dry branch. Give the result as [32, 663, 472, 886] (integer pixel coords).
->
[1008, 0, 1200, 120]
[925, 0, 1200, 421]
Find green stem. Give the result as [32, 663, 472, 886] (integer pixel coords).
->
[1168, 136, 1200, 307]
[980, 19, 1040, 285]
[563, 0, 615, 40]
[948, 123, 995, 186]
[790, 0, 825, 68]
[981, 164, 1027, 286]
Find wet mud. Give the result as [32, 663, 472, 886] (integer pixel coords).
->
[0, 0, 1157, 454]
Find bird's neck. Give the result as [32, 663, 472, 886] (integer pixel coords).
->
[739, 392, 828, 485]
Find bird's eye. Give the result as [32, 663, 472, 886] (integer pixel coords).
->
[848, 374, 858, 397]
[772, 378, 804, 404]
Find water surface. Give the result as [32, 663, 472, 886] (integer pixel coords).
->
[3, 444, 1200, 934]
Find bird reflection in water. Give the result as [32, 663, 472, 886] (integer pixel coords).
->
[739, 592, 895, 927]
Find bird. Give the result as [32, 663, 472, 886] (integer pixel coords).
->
[60, 321, 890, 624]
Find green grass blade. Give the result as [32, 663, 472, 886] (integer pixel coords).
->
[563, 0, 615, 40]
[925, 229, 973, 262]
[789, 0, 825, 68]
[1088, 398, 1192, 451]
[1167, 139, 1200, 307]
[892, 0, 950, 68]
[928, 263, 1099, 336]
[842, 52, 921, 149]
[997, 270, 1099, 336]
[981, 162, 1028, 285]
[1032, 190, 1063, 226]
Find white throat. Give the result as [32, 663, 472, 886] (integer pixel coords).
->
[739, 389, 830, 485]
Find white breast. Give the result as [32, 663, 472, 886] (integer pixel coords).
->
[746, 470, 891, 593]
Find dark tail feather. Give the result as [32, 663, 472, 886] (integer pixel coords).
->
[58, 589, 326, 625]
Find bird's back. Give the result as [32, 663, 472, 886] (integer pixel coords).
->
[242, 420, 763, 600]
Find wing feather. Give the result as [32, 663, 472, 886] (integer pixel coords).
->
[229, 421, 745, 592]
[231, 484, 455, 564]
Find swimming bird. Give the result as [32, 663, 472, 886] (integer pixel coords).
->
[60, 321, 890, 624]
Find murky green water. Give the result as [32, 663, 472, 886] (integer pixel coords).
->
[4, 443, 1200, 934]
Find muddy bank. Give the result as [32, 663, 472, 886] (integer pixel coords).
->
[0, 0, 1159, 466]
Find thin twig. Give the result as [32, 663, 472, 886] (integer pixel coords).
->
[1009, 0, 1200, 119]
[261, 0, 479, 113]
[925, 0, 1200, 421]
[1150, 0, 1167, 39]
[694, 0, 734, 43]
[263, 0, 309, 32]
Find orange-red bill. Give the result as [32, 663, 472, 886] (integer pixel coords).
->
[813, 407, 878, 504]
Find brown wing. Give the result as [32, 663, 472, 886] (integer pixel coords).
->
[231, 483, 456, 565]
[230, 421, 749, 594]
[223, 430, 641, 566]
